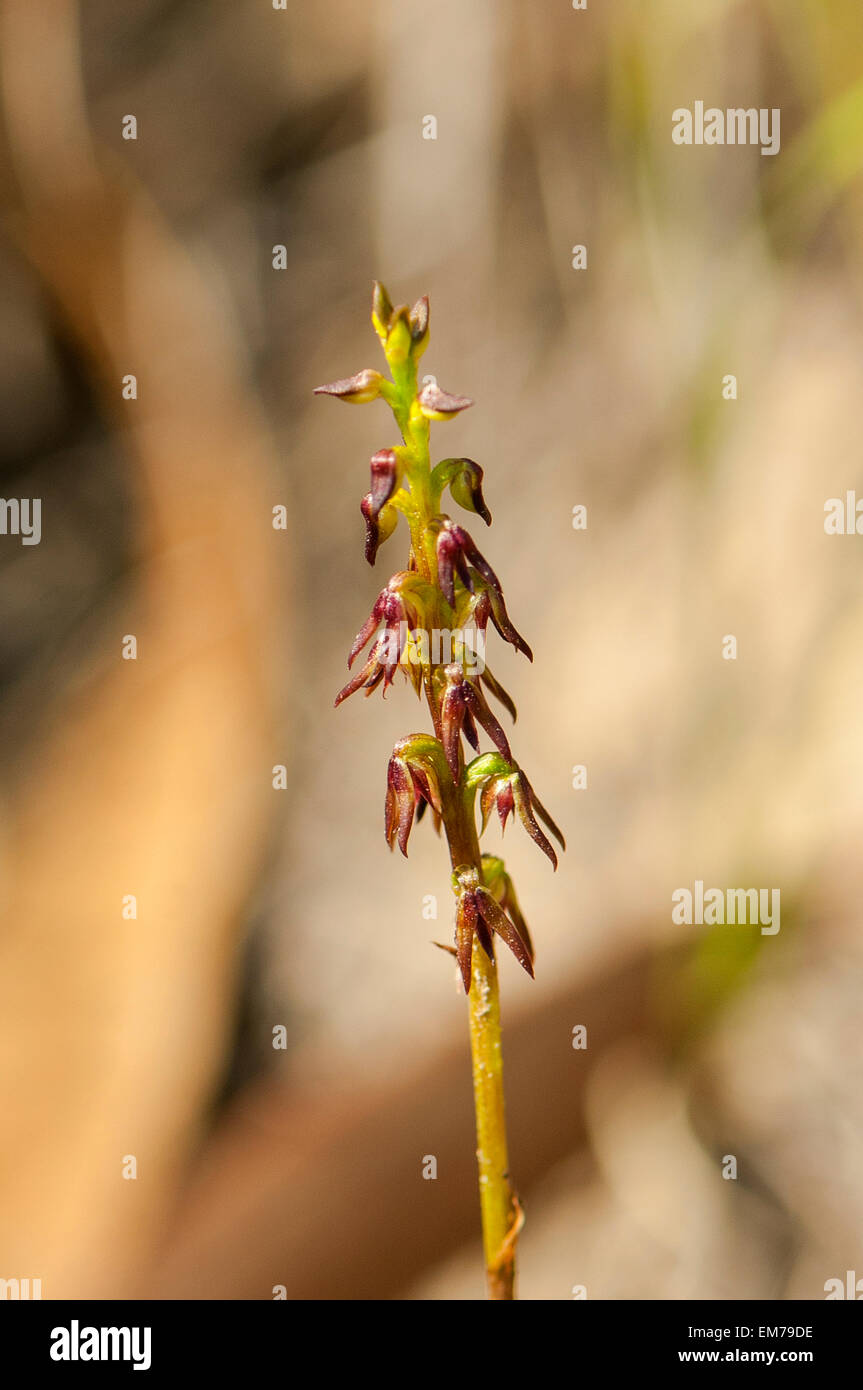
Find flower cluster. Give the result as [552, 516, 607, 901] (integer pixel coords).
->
[316, 283, 563, 990]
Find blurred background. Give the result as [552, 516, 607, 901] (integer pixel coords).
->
[1, 0, 862, 1299]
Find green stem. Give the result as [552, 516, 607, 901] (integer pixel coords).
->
[468, 938, 516, 1300]
[391, 344, 519, 1299]
[444, 793, 518, 1300]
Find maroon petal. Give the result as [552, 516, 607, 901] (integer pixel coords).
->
[473, 590, 491, 633]
[381, 625, 406, 691]
[461, 706, 480, 753]
[369, 449, 398, 516]
[479, 781, 495, 835]
[512, 772, 558, 868]
[455, 892, 477, 993]
[436, 525, 477, 608]
[335, 644, 381, 706]
[361, 494, 398, 567]
[495, 780, 515, 832]
[450, 525, 502, 594]
[360, 494, 381, 565]
[477, 889, 534, 978]
[480, 667, 518, 723]
[348, 593, 385, 667]
[486, 586, 533, 661]
[409, 763, 443, 817]
[441, 681, 466, 779]
[363, 666, 385, 698]
[501, 888, 533, 962]
[473, 903, 495, 962]
[385, 757, 416, 856]
[436, 528, 458, 609]
[463, 681, 512, 762]
[521, 772, 566, 852]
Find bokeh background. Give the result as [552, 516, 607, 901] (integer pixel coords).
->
[1, 0, 862, 1299]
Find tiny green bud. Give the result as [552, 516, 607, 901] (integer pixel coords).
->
[384, 306, 413, 367]
[435, 457, 492, 525]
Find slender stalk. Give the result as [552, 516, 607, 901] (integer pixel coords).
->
[468, 943, 515, 1300]
[318, 283, 563, 1300]
[441, 781, 518, 1298]
[405, 370, 520, 1295]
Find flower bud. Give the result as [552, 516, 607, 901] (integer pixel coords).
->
[369, 448, 399, 516]
[371, 280, 394, 341]
[433, 523, 531, 657]
[408, 295, 430, 359]
[451, 863, 533, 993]
[360, 494, 398, 566]
[417, 381, 474, 421]
[441, 664, 512, 777]
[313, 368, 386, 403]
[385, 755, 415, 857]
[339, 573, 427, 704]
[435, 523, 474, 610]
[384, 306, 413, 366]
[385, 735, 450, 856]
[441, 666, 474, 778]
[448, 459, 491, 526]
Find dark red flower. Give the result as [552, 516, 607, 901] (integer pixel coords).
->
[466, 753, 565, 870]
[435, 521, 532, 660]
[369, 448, 399, 515]
[360, 493, 397, 566]
[335, 578, 417, 706]
[440, 664, 512, 778]
[483, 770, 564, 869]
[384, 736, 448, 856]
[452, 865, 534, 992]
